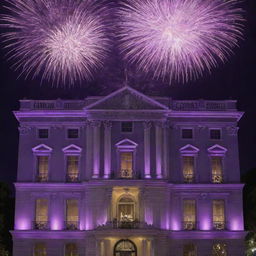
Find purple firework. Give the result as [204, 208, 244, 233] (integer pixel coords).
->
[118, 0, 244, 84]
[1, 0, 110, 86]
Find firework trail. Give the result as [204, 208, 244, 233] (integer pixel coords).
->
[118, 0, 244, 84]
[1, 0, 110, 86]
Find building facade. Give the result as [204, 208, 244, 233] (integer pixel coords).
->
[12, 86, 246, 256]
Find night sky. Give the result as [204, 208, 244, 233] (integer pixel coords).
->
[0, 0, 255, 186]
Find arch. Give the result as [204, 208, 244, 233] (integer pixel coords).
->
[114, 239, 137, 256]
[117, 195, 136, 222]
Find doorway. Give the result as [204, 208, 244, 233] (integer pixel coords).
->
[114, 239, 137, 256]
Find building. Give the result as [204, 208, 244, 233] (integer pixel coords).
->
[12, 86, 246, 256]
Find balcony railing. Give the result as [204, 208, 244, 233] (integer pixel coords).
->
[66, 173, 79, 183]
[183, 174, 194, 183]
[96, 220, 153, 230]
[33, 221, 50, 230]
[183, 221, 197, 230]
[213, 221, 226, 230]
[120, 169, 133, 179]
[212, 175, 223, 184]
[36, 175, 48, 182]
[64, 221, 79, 230]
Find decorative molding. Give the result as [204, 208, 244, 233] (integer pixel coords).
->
[91, 120, 101, 128]
[180, 144, 200, 155]
[62, 144, 82, 154]
[227, 126, 239, 136]
[18, 126, 32, 135]
[115, 138, 138, 149]
[32, 144, 53, 154]
[207, 144, 227, 155]
[143, 121, 152, 130]
[103, 121, 112, 129]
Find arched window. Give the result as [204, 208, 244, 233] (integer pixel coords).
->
[114, 239, 137, 256]
[65, 243, 78, 256]
[212, 243, 227, 256]
[118, 197, 135, 222]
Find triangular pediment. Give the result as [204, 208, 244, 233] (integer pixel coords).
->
[180, 144, 199, 154]
[208, 144, 227, 154]
[32, 144, 52, 153]
[62, 144, 82, 153]
[85, 86, 168, 110]
[116, 139, 138, 148]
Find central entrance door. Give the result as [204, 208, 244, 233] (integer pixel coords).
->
[114, 239, 137, 256]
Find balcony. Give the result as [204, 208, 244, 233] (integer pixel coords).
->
[213, 221, 226, 230]
[96, 220, 153, 230]
[212, 175, 223, 184]
[120, 169, 133, 179]
[183, 174, 194, 183]
[36, 175, 48, 182]
[64, 221, 79, 230]
[33, 221, 50, 230]
[66, 173, 79, 183]
[183, 221, 197, 230]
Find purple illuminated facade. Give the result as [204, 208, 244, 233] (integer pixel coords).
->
[12, 86, 246, 255]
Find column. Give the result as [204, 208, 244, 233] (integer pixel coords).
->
[86, 121, 93, 179]
[142, 239, 147, 255]
[92, 121, 101, 179]
[163, 122, 169, 179]
[144, 121, 152, 178]
[155, 122, 163, 179]
[104, 121, 112, 179]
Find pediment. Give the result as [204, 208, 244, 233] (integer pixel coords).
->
[116, 139, 138, 148]
[62, 144, 82, 153]
[85, 86, 168, 110]
[208, 144, 227, 154]
[180, 144, 199, 154]
[32, 144, 52, 153]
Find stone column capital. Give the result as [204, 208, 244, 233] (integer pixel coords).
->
[103, 121, 112, 129]
[143, 121, 152, 130]
[91, 120, 101, 128]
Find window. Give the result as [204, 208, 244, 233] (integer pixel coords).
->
[114, 240, 137, 256]
[121, 122, 133, 133]
[182, 129, 193, 139]
[37, 156, 49, 182]
[33, 243, 47, 256]
[35, 199, 48, 230]
[65, 243, 78, 256]
[38, 129, 49, 139]
[65, 199, 79, 230]
[183, 200, 196, 230]
[183, 156, 195, 183]
[67, 129, 79, 139]
[213, 200, 225, 230]
[212, 243, 227, 256]
[66, 156, 79, 182]
[183, 244, 197, 256]
[211, 157, 223, 183]
[210, 129, 221, 140]
[118, 197, 135, 222]
[120, 152, 133, 178]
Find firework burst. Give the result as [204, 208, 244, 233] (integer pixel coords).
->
[1, 0, 110, 86]
[118, 0, 244, 83]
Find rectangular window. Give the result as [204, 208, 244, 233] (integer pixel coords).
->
[212, 243, 227, 256]
[121, 122, 133, 133]
[37, 156, 49, 182]
[210, 129, 221, 140]
[35, 199, 48, 230]
[38, 129, 49, 139]
[183, 156, 194, 183]
[66, 156, 79, 182]
[120, 152, 133, 178]
[67, 129, 79, 139]
[183, 200, 196, 230]
[65, 243, 78, 256]
[182, 129, 193, 139]
[213, 200, 225, 230]
[183, 244, 197, 256]
[211, 156, 223, 183]
[33, 243, 47, 256]
[66, 199, 79, 230]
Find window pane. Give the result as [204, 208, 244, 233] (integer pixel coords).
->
[182, 129, 193, 139]
[121, 122, 133, 132]
[211, 157, 223, 183]
[183, 244, 197, 256]
[120, 152, 133, 178]
[66, 199, 79, 230]
[183, 200, 196, 230]
[210, 129, 221, 140]
[36, 199, 48, 222]
[34, 243, 46, 256]
[212, 243, 227, 256]
[183, 156, 194, 183]
[38, 129, 49, 139]
[67, 156, 79, 182]
[65, 243, 78, 256]
[37, 156, 49, 181]
[68, 129, 79, 138]
[213, 200, 225, 230]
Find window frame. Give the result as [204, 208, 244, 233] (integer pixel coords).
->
[120, 121, 134, 133]
[182, 198, 197, 230]
[66, 128, 80, 139]
[64, 198, 80, 230]
[37, 128, 49, 139]
[181, 128, 194, 140]
[212, 199, 227, 230]
[209, 128, 222, 140]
